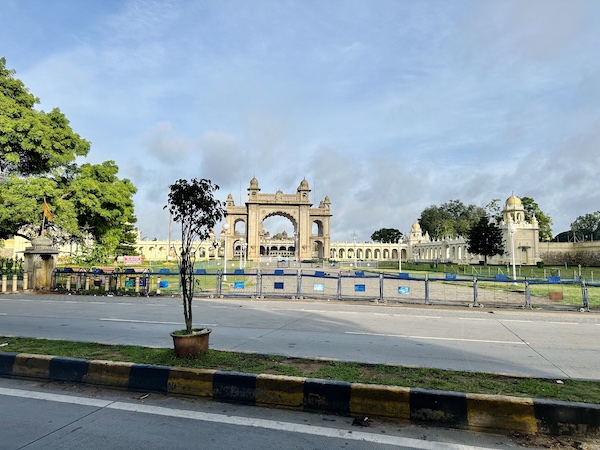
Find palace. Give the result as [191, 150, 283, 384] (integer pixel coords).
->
[3, 180, 599, 267]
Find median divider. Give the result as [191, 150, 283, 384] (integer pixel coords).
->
[1, 351, 598, 438]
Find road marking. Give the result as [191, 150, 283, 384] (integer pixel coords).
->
[99, 318, 182, 325]
[345, 331, 525, 345]
[501, 320, 533, 323]
[549, 322, 578, 325]
[0, 387, 498, 450]
[459, 318, 488, 321]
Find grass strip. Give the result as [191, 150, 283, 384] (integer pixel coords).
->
[1, 335, 598, 404]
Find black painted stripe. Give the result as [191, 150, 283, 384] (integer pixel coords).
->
[49, 356, 89, 383]
[534, 398, 600, 435]
[213, 371, 257, 404]
[0, 352, 17, 377]
[128, 364, 170, 393]
[304, 379, 351, 414]
[410, 388, 468, 427]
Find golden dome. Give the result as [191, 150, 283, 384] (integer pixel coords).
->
[506, 195, 522, 207]
[412, 222, 421, 230]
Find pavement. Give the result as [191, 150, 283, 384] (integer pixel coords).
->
[1, 292, 599, 439]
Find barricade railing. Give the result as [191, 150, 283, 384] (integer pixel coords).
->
[50, 267, 596, 311]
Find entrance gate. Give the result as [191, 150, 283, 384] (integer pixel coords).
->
[223, 178, 332, 262]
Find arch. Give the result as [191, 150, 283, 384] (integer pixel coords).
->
[223, 178, 331, 262]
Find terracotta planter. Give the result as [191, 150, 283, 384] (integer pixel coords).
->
[170, 328, 211, 358]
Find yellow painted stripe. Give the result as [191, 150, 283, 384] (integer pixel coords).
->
[350, 383, 411, 420]
[13, 353, 53, 379]
[467, 393, 537, 433]
[256, 374, 305, 408]
[85, 360, 133, 388]
[167, 367, 216, 398]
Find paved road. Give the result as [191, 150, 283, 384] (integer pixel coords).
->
[1, 293, 599, 380]
[0, 377, 525, 450]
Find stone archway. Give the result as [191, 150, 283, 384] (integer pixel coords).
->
[223, 178, 332, 262]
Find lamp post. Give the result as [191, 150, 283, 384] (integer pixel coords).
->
[507, 220, 517, 281]
[351, 231, 358, 268]
[222, 223, 230, 281]
[398, 235, 404, 273]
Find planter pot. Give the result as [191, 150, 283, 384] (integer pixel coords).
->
[170, 328, 211, 358]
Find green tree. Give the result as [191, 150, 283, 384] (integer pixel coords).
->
[165, 178, 225, 336]
[570, 211, 600, 241]
[466, 215, 504, 266]
[521, 197, 553, 241]
[371, 228, 403, 243]
[419, 200, 485, 239]
[0, 58, 137, 261]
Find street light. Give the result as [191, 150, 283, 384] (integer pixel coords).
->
[222, 222, 230, 281]
[507, 220, 517, 281]
[398, 235, 404, 274]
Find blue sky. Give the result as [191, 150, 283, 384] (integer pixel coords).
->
[2, 0, 599, 242]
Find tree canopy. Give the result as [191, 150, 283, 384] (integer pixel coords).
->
[371, 228, 403, 243]
[570, 211, 600, 242]
[418, 200, 486, 240]
[466, 215, 504, 266]
[0, 58, 137, 261]
[521, 197, 552, 241]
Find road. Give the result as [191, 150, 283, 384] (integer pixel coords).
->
[1, 293, 599, 380]
[0, 377, 525, 450]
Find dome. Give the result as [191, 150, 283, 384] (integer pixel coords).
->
[249, 177, 259, 189]
[298, 178, 309, 190]
[505, 195, 522, 207]
[412, 222, 421, 230]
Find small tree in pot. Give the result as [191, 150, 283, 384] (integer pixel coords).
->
[165, 178, 225, 357]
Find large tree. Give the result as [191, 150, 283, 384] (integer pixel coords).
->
[466, 215, 504, 266]
[0, 58, 137, 260]
[419, 200, 485, 240]
[521, 197, 553, 241]
[371, 228, 403, 243]
[570, 211, 600, 241]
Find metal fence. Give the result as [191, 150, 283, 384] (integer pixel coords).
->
[51, 268, 597, 311]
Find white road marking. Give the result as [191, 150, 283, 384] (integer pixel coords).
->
[459, 318, 488, 321]
[0, 387, 498, 450]
[99, 318, 182, 325]
[501, 320, 533, 323]
[549, 322, 578, 325]
[345, 331, 525, 345]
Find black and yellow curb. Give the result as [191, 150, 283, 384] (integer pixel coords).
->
[1, 352, 599, 437]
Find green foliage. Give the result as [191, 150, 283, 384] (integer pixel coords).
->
[570, 211, 600, 241]
[419, 200, 485, 239]
[521, 197, 553, 241]
[0, 58, 137, 258]
[165, 178, 226, 334]
[466, 215, 504, 266]
[370, 228, 403, 243]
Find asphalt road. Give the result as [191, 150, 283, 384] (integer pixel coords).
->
[0, 377, 524, 450]
[1, 293, 599, 380]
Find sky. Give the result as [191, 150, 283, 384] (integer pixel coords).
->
[2, 0, 600, 243]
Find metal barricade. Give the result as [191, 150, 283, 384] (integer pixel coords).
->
[427, 274, 475, 306]
[260, 269, 299, 298]
[381, 273, 426, 304]
[218, 269, 259, 298]
[299, 270, 339, 300]
[338, 270, 380, 301]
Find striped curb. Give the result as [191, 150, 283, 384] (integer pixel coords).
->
[0, 352, 598, 437]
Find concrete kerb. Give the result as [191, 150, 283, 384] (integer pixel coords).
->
[0, 351, 598, 438]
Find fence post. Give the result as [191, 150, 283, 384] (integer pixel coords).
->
[157, 276, 161, 295]
[525, 281, 532, 309]
[337, 271, 342, 300]
[1, 274, 6, 292]
[581, 281, 589, 312]
[23, 272, 28, 290]
[473, 278, 478, 306]
[424, 274, 430, 304]
[85, 274, 90, 291]
[297, 269, 302, 299]
[135, 276, 140, 294]
[66, 276, 71, 292]
[12, 274, 18, 292]
[217, 272, 222, 298]
[379, 273, 384, 303]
